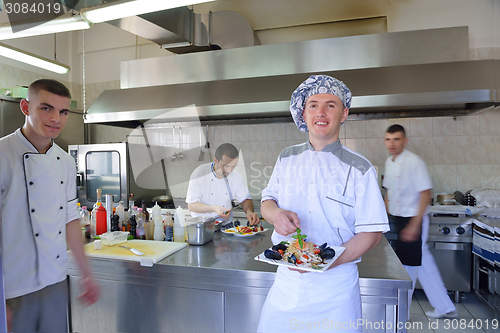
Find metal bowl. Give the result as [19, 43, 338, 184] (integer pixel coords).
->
[186, 216, 216, 246]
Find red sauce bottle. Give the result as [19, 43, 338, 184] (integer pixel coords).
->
[96, 204, 107, 235]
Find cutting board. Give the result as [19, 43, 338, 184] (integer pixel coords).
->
[84, 240, 187, 264]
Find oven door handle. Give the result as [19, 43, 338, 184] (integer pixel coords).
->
[76, 171, 84, 189]
[434, 242, 465, 251]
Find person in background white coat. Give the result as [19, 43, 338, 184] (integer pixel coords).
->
[0, 79, 100, 332]
[258, 75, 389, 332]
[186, 143, 260, 225]
[383, 124, 457, 319]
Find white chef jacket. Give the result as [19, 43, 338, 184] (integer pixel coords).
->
[383, 149, 432, 217]
[186, 162, 251, 218]
[258, 140, 389, 332]
[0, 129, 80, 299]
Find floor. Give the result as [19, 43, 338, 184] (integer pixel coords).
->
[408, 290, 498, 333]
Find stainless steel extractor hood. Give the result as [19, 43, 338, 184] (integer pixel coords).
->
[85, 26, 497, 127]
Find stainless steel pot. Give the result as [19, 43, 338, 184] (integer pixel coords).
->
[186, 216, 216, 245]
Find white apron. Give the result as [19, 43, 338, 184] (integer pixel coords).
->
[258, 264, 361, 333]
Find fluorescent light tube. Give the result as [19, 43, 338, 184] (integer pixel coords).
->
[0, 42, 70, 74]
[0, 16, 90, 41]
[81, 0, 215, 24]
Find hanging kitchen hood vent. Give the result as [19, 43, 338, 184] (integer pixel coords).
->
[85, 26, 497, 127]
[105, 7, 260, 54]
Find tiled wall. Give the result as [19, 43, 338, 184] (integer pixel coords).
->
[90, 109, 500, 201]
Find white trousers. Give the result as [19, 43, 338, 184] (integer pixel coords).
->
[418, 215, 456, 314]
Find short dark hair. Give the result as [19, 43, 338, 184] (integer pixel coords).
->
[386, 124, 406, 137]
[27, 79, 71, 100]
[215, 143, 239, 161]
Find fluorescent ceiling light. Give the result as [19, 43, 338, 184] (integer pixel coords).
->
[0, 15, 90, 41]
[81, 0, 215, 24]
[0, 42, 70, 74]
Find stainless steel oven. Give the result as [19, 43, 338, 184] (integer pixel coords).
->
[423, 214, 473, 302]
[68, 143, 173, 210]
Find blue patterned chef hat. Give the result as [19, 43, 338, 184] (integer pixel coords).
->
[290, 75, 352, 132]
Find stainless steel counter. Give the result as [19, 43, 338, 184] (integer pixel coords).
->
[68, 224, 411, 332]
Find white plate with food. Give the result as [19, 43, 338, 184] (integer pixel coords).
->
[222, 226, 268, 237]
[254, 234, 345, 273]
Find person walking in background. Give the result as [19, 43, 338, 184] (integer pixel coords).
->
[0, 79, 100, 332]
[383, 124, 457, 319]
[258, 75, 389, 332]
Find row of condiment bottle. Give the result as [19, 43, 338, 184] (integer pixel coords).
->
[80, 189, 186, 242]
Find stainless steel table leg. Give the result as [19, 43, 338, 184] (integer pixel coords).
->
[454, 291, 462, 303]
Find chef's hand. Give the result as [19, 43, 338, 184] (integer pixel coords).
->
[246, 211, 260, 225]
[272, 209, 300, 236]
[78, 275, 101, 306]
[213, 205, 231, 220]
[400, 217, 422, 242]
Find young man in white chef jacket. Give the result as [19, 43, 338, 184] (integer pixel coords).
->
[258, 75, 389, 332]
[383, 124, 457, 319]
[0, 79, 100, 332]
[186, 143, 260, 225]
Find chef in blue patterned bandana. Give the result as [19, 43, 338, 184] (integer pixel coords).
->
[258, 75, 389, 332]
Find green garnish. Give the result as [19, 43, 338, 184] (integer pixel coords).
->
[127, 234, 134, 240]
[291, 227, 307, 249]
[93, 236, 101, 240]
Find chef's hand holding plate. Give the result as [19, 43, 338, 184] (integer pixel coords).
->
[78, 275, 101, 306]
[272, 209, 300, 236]
[246, 211, 260, 225]
[213, 205, 232, 220]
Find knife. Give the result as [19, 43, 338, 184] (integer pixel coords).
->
[119, 245, 143, 256]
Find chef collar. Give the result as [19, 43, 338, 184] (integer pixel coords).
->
[16, 128, 54, 154]
[305, 139, 342, 153]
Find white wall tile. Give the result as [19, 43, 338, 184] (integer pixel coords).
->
[479, 109, 500, 135]
[249, 141, 268, 166]
[432, 117, 457, 136]
[249, 124, 268, 141]
[456, 165, 482, 192]
[456, 115, 480, 136]
[365, 119, 388, 138]
[410, 136, 433, 165]
[285, 123, 307, 141]
[480, 135, 497, 164]
[268, 123, 287, 141]
[231, 124, 249, 142]
[365, 138, 387, 165]
[344, 139, 366, 156]
[212, 125, 232, 142]
[433, 136, 457, 164]
[267, 141, 287, 166]
[480, 164, 500, 189]
[409, 118, 433, 137]
[433, 165, 457, 194]
[345, 120, 366, 139]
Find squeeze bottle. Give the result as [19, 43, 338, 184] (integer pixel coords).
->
[174, 207, 186, 242]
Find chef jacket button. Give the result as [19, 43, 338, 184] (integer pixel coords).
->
[59, 231, 62, 234]
[60, 206, 63, 210]
[56, 255, 60, 259]
[61, 181, 63, 184]
[57, 157, 60, 160]
[29, 181, 33, 185]
[35, 233, 39, 237]
[25, 155, 29, 159]
[31, 208, 35, 213]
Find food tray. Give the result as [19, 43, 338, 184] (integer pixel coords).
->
[98, 231, 130, 246]
[221, 227, 268, 237]
[254, 245, 345, 273]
